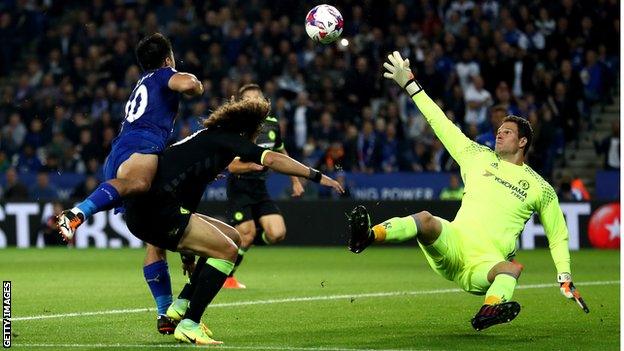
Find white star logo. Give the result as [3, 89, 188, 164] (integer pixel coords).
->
[605, 218, 620, 241]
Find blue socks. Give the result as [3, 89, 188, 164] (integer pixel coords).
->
[73, 182, 121, 218]
[143, 260, 173, 315]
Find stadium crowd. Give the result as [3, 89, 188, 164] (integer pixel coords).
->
[0, 0, 619, 201]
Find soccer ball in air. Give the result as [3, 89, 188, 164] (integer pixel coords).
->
[305, 4, 343, 44]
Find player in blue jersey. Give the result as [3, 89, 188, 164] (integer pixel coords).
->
[56, 33, 203, 333]
[57, 32, 203, 240]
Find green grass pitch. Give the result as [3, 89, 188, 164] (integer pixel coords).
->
[2, 247, 619, 350]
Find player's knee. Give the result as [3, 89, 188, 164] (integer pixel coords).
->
[510, 261, 524, 277]
[144, 245, 166, 265]
[239, 231, 254, 247]
[229, 229, 242, 247]
[222, 241, 239, 262]
[492, 261, 523, 280]
[132, 178, 152, 193]
[415, 211, 435, 230]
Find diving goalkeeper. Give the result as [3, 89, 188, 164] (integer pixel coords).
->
[348, 51, 588, 331]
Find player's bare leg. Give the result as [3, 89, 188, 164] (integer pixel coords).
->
[471, 261, 523, 331]
[258, 214, 286, 244]
[173, 214, 240, 345]
[57, 153, 158, 242]
[170, 214, 239, 336]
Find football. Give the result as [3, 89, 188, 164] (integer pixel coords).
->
[305, 4, 343, 44]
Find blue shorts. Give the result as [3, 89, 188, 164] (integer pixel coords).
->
[103, 133, 164, 181]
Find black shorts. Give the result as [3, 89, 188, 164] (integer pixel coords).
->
[123, 197, 192, 251]
[226, 176, 281, 225]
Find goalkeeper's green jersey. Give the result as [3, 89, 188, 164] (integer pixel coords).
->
[413, 91, 571, 274]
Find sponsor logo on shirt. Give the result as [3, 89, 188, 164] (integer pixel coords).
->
[493, 176, 528, 202]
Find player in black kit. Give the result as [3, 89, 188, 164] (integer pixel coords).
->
[123, 97, 343, 345]
[224, 84, 304, 289]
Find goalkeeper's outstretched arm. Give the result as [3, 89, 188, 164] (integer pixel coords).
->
[383, 51, 475, 165]
[538, 184, 588, 312]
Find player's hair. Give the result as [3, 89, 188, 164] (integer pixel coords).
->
[503, 115, 533, 155]
[135, 33, 173, 71]
[237, 83, 262, 100]
[202, 98, 270, 140]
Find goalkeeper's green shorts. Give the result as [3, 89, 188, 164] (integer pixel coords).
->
[417, 217, 506, 295]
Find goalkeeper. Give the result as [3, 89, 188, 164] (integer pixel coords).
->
[348, 51, 587, 331]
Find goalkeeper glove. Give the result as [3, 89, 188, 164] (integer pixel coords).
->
[558, 272, 589, 313]
[382, 51, 422, 97]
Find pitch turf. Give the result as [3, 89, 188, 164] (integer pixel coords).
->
[3, 247, 620, 350]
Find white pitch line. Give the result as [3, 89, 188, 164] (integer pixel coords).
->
[11, 343, 426, 351]
[12, 280, 619, 322]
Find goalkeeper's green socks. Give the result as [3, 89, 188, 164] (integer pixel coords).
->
[372, 216, 418, 243]
[484, 274, 517, 305]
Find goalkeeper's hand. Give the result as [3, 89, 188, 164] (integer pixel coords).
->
[558, 272, 589, 313]
[382, 51, 422, 96]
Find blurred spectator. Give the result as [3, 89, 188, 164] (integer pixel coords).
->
[356, 120, 381, 173]
[345, 57, 375, 112]
[379, 123, 400, 173]
[557, 174, 589, 202]
[409, 141, 431, 172]
[554, 60, 583, 104]
[476, 105, 506, 149]
[557, 179, 579, 202]
[291, 92, 311, 152]
[594, 121, 620, 170]
[23, 119, 48, 150]
[71, 175, 99, 199]
[15, 144, 42, 173]
[317, 142, 345, 174]
[77, 128, 101, 162]
[418, 53, 445, 100]
[341, 124, 359, 171]
[455, 49, 480, 92]
[29, 171, 58, 201]
[2, 113, 27, 155]
[580, 50, 603, 108]
[528, 108, 559, 180]
[494, 82, 519, 116]
[0, 151, 9, 172]
[571, 177, 590, 201]
[464, 75, 493, 129]
[312, 111, 340, 150]
[430, 138, 451, 171]
[3, 167, 28, 200]
[547, 82, 580, 143]
[439, 173, 464, 200]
